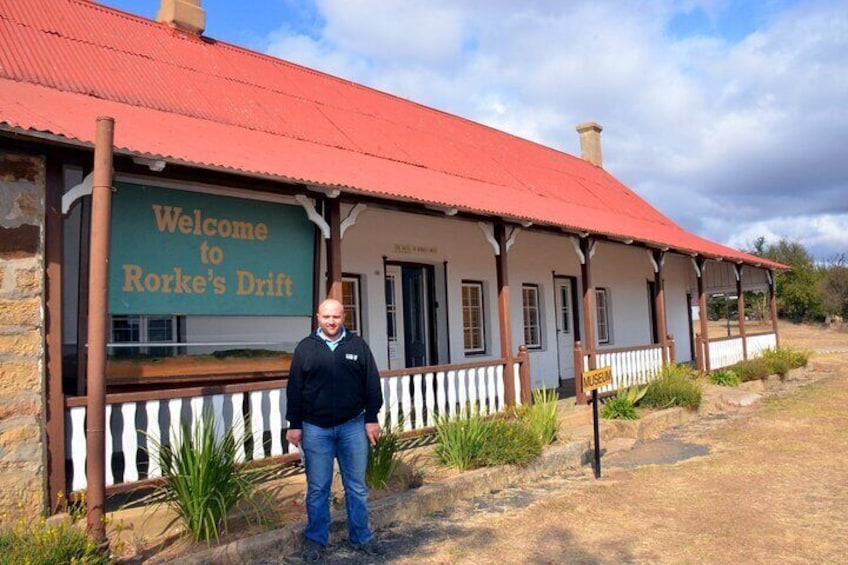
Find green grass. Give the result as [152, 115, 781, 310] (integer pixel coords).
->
[478, 419, 542, 467]
[0, 508, 110, 565]
[641, 364, 702, 409]
[147, 414, 264, 543]
[709, 368, 741, 387]
[732, 357, 771, 382]
[600, 386, 647, 420]
[518, 388, 560, 445]
[433, 410, 490, 471]
[366, 415, 403, 489]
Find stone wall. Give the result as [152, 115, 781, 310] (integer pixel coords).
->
[0, 152, 46, 524]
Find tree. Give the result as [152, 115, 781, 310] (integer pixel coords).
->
[819, 254, 848, 319]
[747, 238, 824, 322]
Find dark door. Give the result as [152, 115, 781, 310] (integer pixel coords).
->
[401, 266, 432, 367]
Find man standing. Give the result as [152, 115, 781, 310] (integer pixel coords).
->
[286, 298, 384, 562]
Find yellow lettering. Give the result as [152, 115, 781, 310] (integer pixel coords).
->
[218, 219, 232, 238]
[151, 205, 181, 233]
[203, 217, 217, 236]
[177, 214, 193, 234]
[255, 223, 268, 241]
[122, 264, 143, 292]
[230, 221, 254, 240]
[236, 270, 254, 295]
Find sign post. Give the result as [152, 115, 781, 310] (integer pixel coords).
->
[582, 366, 612, 479]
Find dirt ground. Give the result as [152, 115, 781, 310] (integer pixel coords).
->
[259, 321, 848, 564]
[114, 321, 848, 563]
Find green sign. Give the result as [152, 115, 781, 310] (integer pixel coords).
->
[108, 182, 314, 316]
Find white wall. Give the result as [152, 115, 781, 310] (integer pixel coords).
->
[664, 254, 694, 364]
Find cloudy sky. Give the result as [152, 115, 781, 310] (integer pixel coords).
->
[106, 0, 848, 260]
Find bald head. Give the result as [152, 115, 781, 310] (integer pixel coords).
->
[317, 298, 345, 339]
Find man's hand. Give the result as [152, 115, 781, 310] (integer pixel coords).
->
[365, 423, 381, 446]
[286, 428, 302, 447]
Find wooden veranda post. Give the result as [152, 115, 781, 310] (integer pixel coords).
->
[494, 223, 516, 405]
[768, 269, 780, 347]
[85, 116, 114, 543]
[653, 250, 669, 363]
[578, 237, 597, 403]
[696, 257, 710, 373]
[45, 157, 66, 512]
[736, 264, 747, 360]
[324, 197, 342, 301]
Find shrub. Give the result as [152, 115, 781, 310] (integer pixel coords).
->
[733, 357, 771, 382]
[761, 346, 810, 376]
[600, 386, 646, 420]
[433, 410, 489, 471]
[0, 504, 110, 564]
[709, 368, 741, 387]
[366, 416, 403, 489]
[641, 364, 702, 409]
[518, 388, 560, 445]
[147, 414, 263, 543]
[478, 419, 542, 467]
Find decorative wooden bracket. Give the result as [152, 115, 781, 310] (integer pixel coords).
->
[295, 194, 330, 239]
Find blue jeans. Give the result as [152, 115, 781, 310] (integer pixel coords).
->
[301, 413, 372, 546]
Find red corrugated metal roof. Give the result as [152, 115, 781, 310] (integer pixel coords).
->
[0, 0, 783, 268]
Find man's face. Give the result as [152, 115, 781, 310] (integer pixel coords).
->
[317, 299, 345, 339]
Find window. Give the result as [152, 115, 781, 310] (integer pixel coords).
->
[110, 315, 177, 357]
[559, 283, 571, 334]
[342, 275, 362, 334]
[596, 288, 611, 344]
[385, 275, 397, 343]
[522, 284, 542, 349]
[461, 281, 485, 354]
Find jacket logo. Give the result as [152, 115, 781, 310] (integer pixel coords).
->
[345, 353, 358, 361]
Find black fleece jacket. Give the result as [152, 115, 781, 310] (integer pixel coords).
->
[285, 331, 383, 429]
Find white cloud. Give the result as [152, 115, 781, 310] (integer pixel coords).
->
[265, 0, 848, 259]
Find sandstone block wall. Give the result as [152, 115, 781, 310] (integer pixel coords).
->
[0, 152, 46, 524]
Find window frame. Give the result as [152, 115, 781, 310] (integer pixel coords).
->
[521, 283, 542, 349]
[341, 274, 363, 336]
[595, 287, 611, 345]
[461, 280, 486, 355]
[109, 314, 178, 357]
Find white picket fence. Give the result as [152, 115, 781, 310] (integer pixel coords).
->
[706, 331, 778, 370]
[582, 344, 667, 395]
[745, 332, 777, 358]
[64, 359, 521, 492]
[707, 336, 746, 370]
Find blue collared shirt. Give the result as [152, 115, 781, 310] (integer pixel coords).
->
[317, 327, 346, 351]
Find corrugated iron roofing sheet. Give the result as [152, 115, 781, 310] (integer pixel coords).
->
[0, 0, 782, 268]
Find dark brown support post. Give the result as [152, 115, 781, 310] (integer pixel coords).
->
[667, 334, 676, 364]
[517, 345, 531, 404]
[494, 223, 516, 406]
[311, 202, 322, 330]
[653, 250, 669, 363]
[696, 258, 710, 373]
[580, 238, 596, 403]
[736, 264, 747, 360]
[573, 341, 584, 401]
[85, 116, 114, 543]
[75, 197, 91, 395]
[324, 197, 342, 301]
[768, 269, 780, 347]
[44, 156, 66, 512]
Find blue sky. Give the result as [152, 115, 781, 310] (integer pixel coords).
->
[101, 0, 846, 260]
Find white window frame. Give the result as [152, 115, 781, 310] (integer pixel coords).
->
[596, 287, 611, 344]
[522, 284, 542, 349]
[461, 280, 486, 354]
[342, 274, 362, 335]
[109, 314, 178, 356]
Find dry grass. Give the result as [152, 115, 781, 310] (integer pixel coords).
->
[402, 367, 848, 564]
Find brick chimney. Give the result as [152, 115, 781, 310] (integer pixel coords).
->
[576, 121, 603, 167]
[157, 0, 205, 35]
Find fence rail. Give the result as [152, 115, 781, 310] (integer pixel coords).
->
[699, 331, 778, 372]
[578, 342, 671, 396]
[64, 354, 527, 493]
